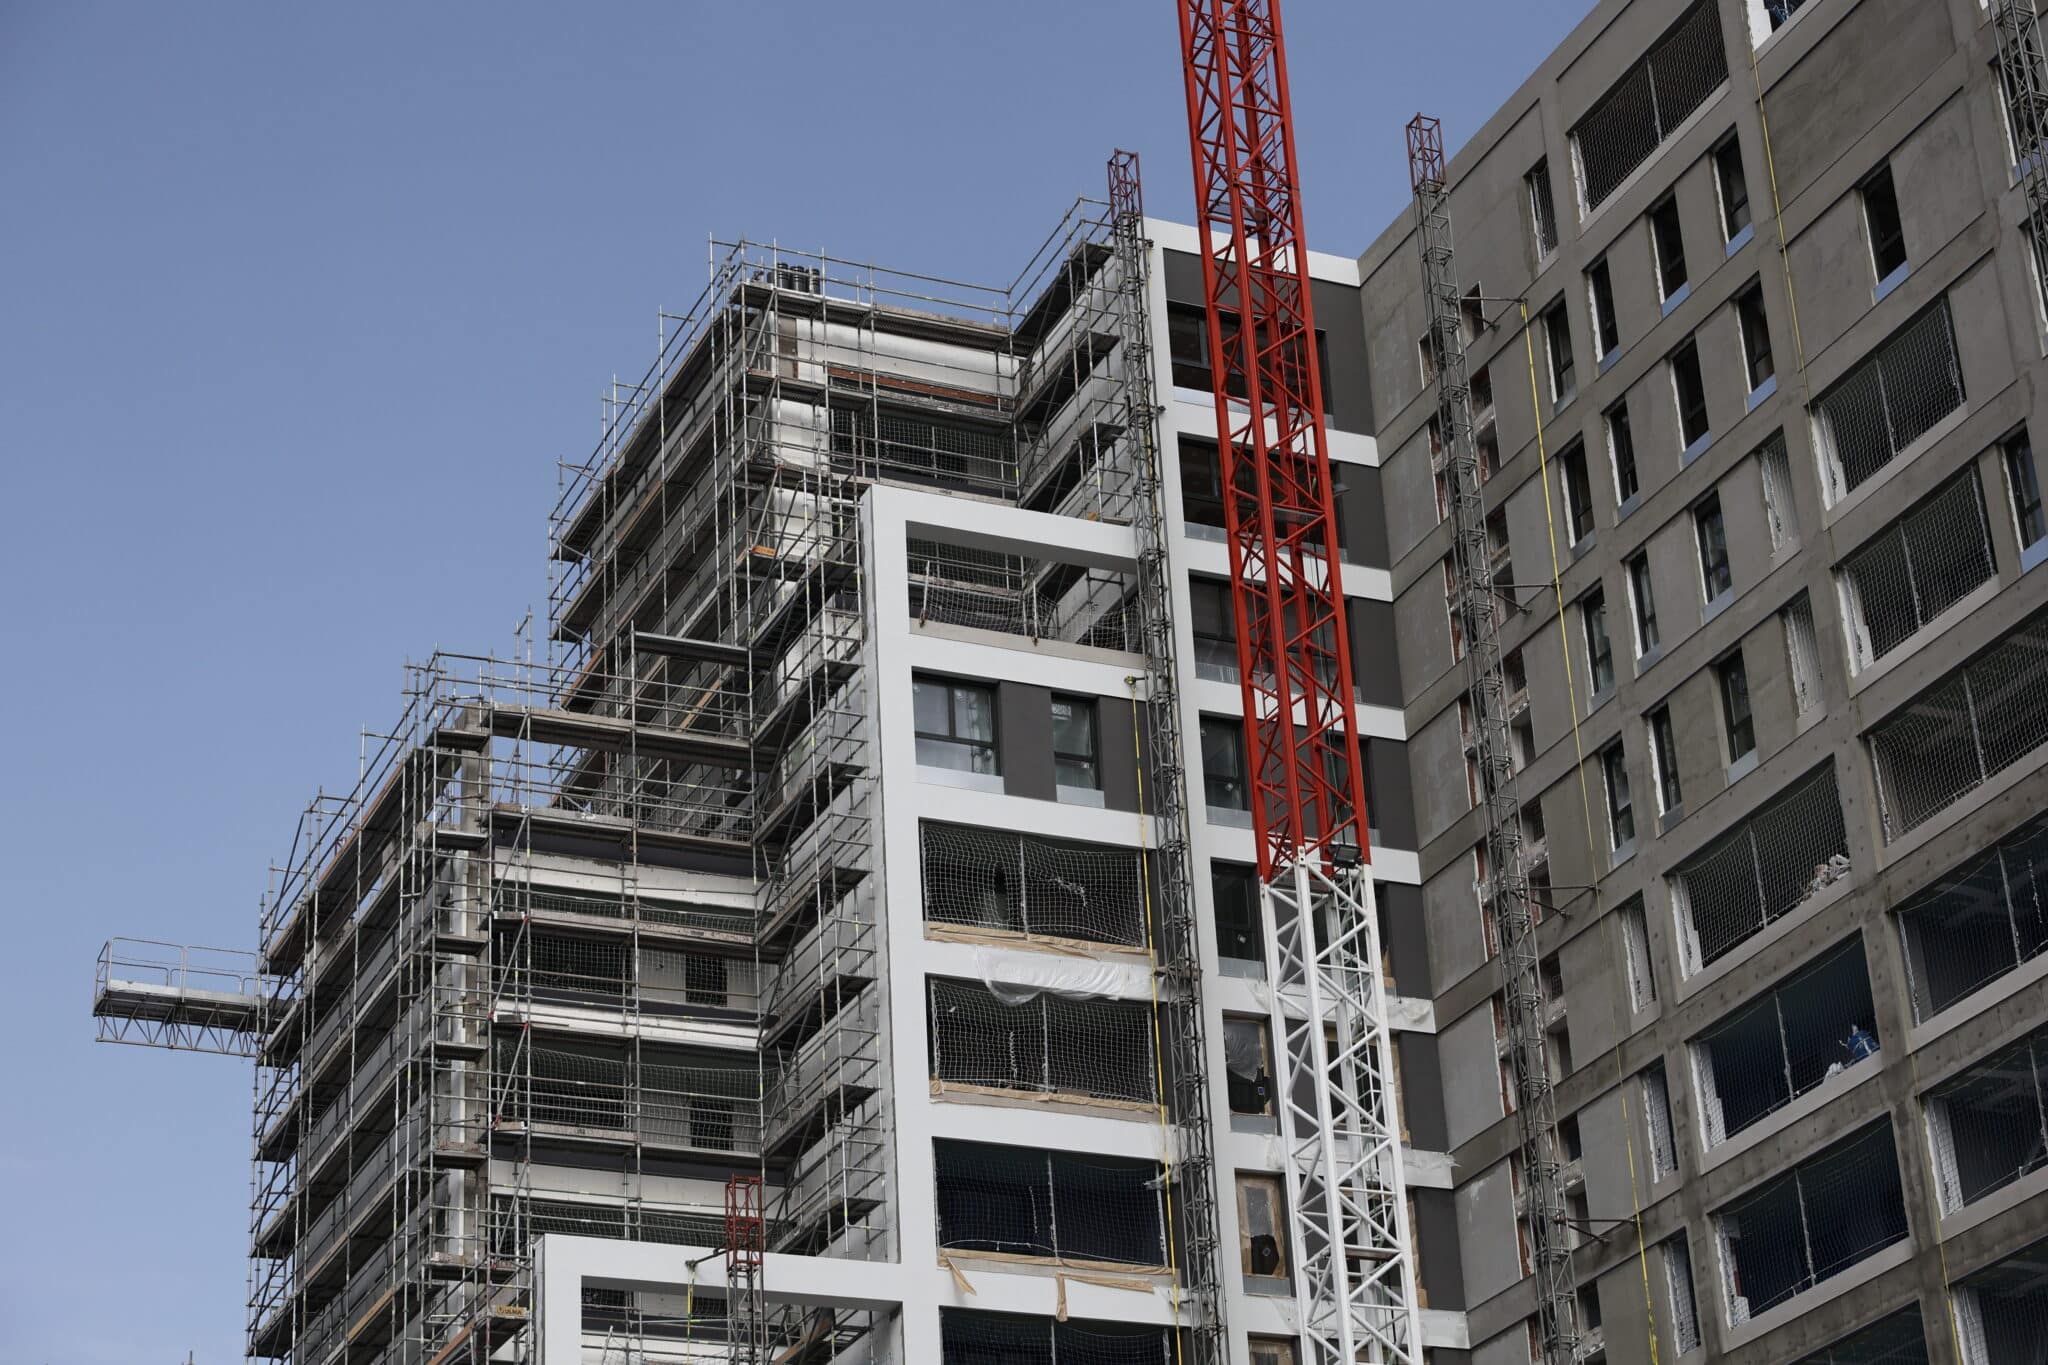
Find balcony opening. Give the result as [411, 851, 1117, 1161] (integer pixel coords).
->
[1812, 298, 1964, 505]
[940, 1309, 1176, 1365]
[1898, 809, 2048, 1021]
[934, 1138, 1166, 1269]
[1951, 1238, 2048, 1365]
[1835, 465, 1994, 673]
[1713, 1122, 1908, 1324]
[1213, 861, 1264, 970]
[1692, 937, 1877, 1147]
[1571, 0, 1730, 212]
[1926, 1023, 2048, 1213]
[909, 538, 1137, 653]
[1671, 763, 1848, 974]
[1867, 607, 2048, 842]
[1789, 1307, 1929, 1365]
[921, 822, 1146, 948]
[928, 978, 1154, 1107]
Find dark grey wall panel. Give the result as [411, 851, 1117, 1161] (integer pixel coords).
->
[1349, 599, 1402, 709]
[998, 682, 1054, 802]
[1396, 1032, 1449, 1151]
[1369, 738, 1418, 851]
[1412, 1186, 1467, 1313]
[1099, 693, 1142, 814]
[1338, 463, 1390, 569]
[1378, 881, 1431, 999]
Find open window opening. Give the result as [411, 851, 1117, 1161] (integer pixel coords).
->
[1925, 1023, 2048, 1214]
[928, 978, 1154, 1106]
[1897, 808, 2048, 1022]
[1714, 1123, 1907, 1324]
[1691, 937, 1877, 1147]
[934, 1139, 1166, 1269]
[921, 821, 1146, 948]
[1671, 763, 1848, 974]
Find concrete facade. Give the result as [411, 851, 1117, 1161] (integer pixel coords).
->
[1353, 1, 2048, 1360]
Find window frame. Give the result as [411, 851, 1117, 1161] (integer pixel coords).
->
[1737, 281, 1775, 396]
[1528, 159, 1560, 260]
[1222, 1016, 1276, 1118]
[1560, 439, 1596, 545]
[1714, 134, 1753, 245]
[1201, 716, 1250, 813]
[1604, 741, 1636, 851]
[1050, 693, 1099, 794]
[1694, 491, 1733, 604]
[1861, 162, 1908, 291]
[913, 674, 1000, 776]
[1716, 650, 1756, 764]
[1672, 339, 1711, 452]
[2004, 427, 2047, 557]
[1237, 1173, 1290, 1281]
[1608, 399, 1640, 505]
[1651, 195, 1690, 306]
[1589, 257, 1621, 361]
[1584, 587, 1616, 696]
[1649, 705, 1683, 814]
[1545, 298, 1577, 406]
[1628, 550, 1661, 657]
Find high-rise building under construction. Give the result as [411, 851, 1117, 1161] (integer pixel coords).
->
[95, 0, 2048, 1361]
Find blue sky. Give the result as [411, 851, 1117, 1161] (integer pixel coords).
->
[0, 3, 1577, 1358]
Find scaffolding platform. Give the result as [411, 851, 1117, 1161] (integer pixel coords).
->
[93, 939, 267, 1056]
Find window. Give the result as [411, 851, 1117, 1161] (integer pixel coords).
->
[2007, 427, 2046, 552]
[1213, 863, 1262, 964]
[1628, 551, 1661, 656]
[1713, 1123, 1908, 1321]
[1715, 135, 1752, 242]
[1545, 300, 1576, 405]
[1167, 304, 1244, 397]
[915, 676, 998, 774]
[1737, 283, 1774, 394]
[1561, 441, 1595, 544]
[1717, 651, 1755, 763]
[1584, 589, 1615, 695]
[1672, 340, 1710, 451]
[1223, 1017, 1275, 1117]
[1248, 1341, 1300, 1365]
[1051, 695, 1098, 793]
[1589, 258, 1620, 360]
[1695, 492, 1731, 602]
[1190, 578, 1239, 681]
[1201, 718, 1248, 812]
[1528, 159, 1559, 258]
[1758, 430, 1796, 551]
[1237, 1174, 1289, 1279]
[1650, 705, 1683, 813]
[1608, 400, 1640, 503]
[1783, 593, 1823, 719]
[1861, 163, 1907, 286]
[1179, 439, 1225, 530]
[1604, 742, 1635, 850]
[1749, 0, 1809, 38]
[1652, 197, 1689, 304]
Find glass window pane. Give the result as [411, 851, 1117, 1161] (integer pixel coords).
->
[954, 685, 995, 744]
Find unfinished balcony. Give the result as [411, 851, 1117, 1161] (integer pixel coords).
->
[1671, 763, 1849, 975]
[933, 1138, 1168, 1272]
[1568, 0, 1728, 211]
[940, 1309, 1177, 1364]
[928, 978, 1155, 1110]
[1713, 1122, 1909, 1326]
[1787, 1307, 1931, 1365]
[1812, 298, 1965, 506]
[1951, 1238, 2048, 1365]
[496, 1038, 761, 1161]
[1868, 608, 2048, 842]
[1691, 937, 1878, 1148]
[1836, 464, 1996, 674]
[919, 820, 1149, 951]
[1898, 809, 2048, 1022]
[1926, 1023, 2048, 1214]
[906, 535, 1139, 655]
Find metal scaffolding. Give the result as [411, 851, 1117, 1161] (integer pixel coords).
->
[1409, 112, 1577, 1365]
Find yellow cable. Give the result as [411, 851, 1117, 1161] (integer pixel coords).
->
[1129, 680, 1188, 1365]
[1520, 306, 1660, 1365]
[1747, 39, 1811, 394]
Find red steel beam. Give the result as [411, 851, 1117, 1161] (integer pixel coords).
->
[1176, 0, 1368, 878]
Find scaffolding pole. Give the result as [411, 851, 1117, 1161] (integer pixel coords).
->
[1408, 113, 1578, 1365]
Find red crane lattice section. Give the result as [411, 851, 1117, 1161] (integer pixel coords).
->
[1175, 0, 1369, 878]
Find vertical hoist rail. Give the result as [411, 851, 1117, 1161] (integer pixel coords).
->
[1176, 3, 1422, 1361]
[1108, 149, 1229, 1365]
[1407, 114, 1578, 1365]
[1995, 0, 2048, 285]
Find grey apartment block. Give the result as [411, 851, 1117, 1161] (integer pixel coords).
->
[1352, 0, 2048, 1360]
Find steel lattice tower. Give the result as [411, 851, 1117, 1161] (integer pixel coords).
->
[1175, 3, 1422, 1360]
[1407, 114, 1578, 1365]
